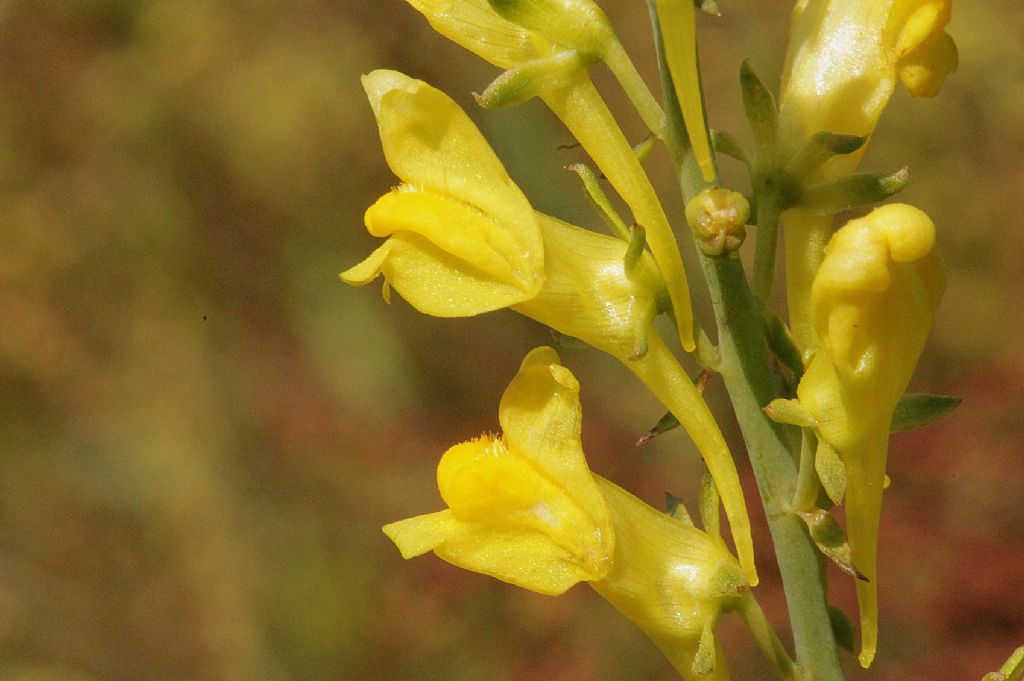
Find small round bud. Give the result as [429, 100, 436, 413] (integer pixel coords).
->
[685, 188, 749, 258]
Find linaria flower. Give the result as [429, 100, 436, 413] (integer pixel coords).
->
[790, 203, 945, 666]
[385, 347, 747, 679]
[402, 0, 698, 351]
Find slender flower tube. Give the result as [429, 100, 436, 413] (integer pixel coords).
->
[344, 71, 756, 582]
[654, 0, 715, 181]
[790, 203, 945, 666]
[403, 0, 697, 352]
[385, 347, 747, 679]
[777, 0, 957, 351]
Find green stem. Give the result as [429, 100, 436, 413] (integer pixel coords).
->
[702, 256, 842, 681]
[737, 592, 802, 681]
[752, 187, 782, 303]
[604, 38, 667, 139]
[647, 4, 844, 679]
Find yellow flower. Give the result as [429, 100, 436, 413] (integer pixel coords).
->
[385, 346, 747, 678]
[403, 0, 698, 353]
[343, 69, 666, 362]
[779, 0, 957, 170]
[383, 346, 614, 593]
[792, 203, 945, 667]
[342, 70, 544, 316]
[344, 71, 757, 584]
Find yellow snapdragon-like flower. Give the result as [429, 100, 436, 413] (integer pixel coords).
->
[384, 347, 614, 593]
[342, 70, 544, 316]
[344, 71, 756, 584]
[779, 0, 957, 168]
[791, 203, 945, 667]
[403, 0, 698, 352]
[385, 347, 746, 679]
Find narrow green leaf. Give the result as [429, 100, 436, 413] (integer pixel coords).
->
[692, 623, 717, 677]
[665, 492, 695, 526]
[694, 0, 721, 16]
[764, 398, 816, 428]
[711, 129, 752, 168]
[740, 59, 778, 167]
[798, 167, 909, 214]
[891, 392, 962, 433]
[477, 51, 583, 108]
[982, 645, 1024, 681]
[786, 131, 867, 180]
[827, 605, 856, 652]
[566, 162, 631, 240]
[636, 410, 680, 445]
[764, 309, 804, 380]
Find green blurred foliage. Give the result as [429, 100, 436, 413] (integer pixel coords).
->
[0, 2, 1021, 681]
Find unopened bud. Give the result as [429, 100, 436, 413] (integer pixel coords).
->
[685, 188, 749, 258]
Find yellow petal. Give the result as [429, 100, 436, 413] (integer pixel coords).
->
[363, 70, 537, 233]
[433, 524, 601, 595]
[779, 1, 895, 161]
[655, 0, 715, 181]
[383, 509, 465, 559]
[365, 190, 534, 292]
[885, 0, 950, 58]
[341, 231, 534, 316]
[496, 347, 611, 529]
[897, 29, 958, 97]
[778, 0, 956, 168]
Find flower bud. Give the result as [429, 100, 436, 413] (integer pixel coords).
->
[685, 188, 749, 258]
[779, 0, 957, 173]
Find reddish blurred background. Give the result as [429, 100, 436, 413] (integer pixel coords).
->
[1, 1, 1021, 680]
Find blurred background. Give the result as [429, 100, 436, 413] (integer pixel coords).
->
[1, 1, 1022, 680]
